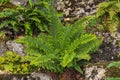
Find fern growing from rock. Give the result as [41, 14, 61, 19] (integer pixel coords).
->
[16, 8, 102, 73]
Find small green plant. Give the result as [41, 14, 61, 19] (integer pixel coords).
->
[0, 51, 36, 74]
[0, 0, 11, 5]
[0, 0, 51, 36]
[106, 78, 120, 80]
[106, 61, 120, 80]
[96, 1, 120, 33]
[107, 61, 120, 68]
[16, 8, 102, 73]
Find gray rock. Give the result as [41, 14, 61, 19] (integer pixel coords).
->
[11, 0, 27, 6]
[6, 40, 25, 56]
[31, 72, 53, 80]
[85, 66, 106, 80]
[91, 31, 120, 62]
[11, 0, 42, 6]
[0, 42, 8, 56]
[54, 0, 108, 20]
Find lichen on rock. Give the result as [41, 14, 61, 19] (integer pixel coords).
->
[84, 62, 120, 80]
[85, 65, 106, 80]
[6, 40, 25, 56]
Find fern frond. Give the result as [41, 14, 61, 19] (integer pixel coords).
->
[30, 17, 41, 23]
[61, 52, 76, 67]
[97, 1, 117, 17]
[0, 20, 16, 28]
[107, 61, 120, 68]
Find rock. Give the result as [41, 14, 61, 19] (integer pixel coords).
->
[91, 31, 120, 62]
[84, 62, 120, 80]
[31, 72, 53, 80]
[6, 40, 25, 56]
[54, 0, 108, 21]
[85, 65, 106, 80]
[11, 0, 27, 6]
[0, 70, 4, 74]
[0, 42, 8, 56]
[11, 0, 39, 6]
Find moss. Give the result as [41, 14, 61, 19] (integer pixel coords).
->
[106, 67, 120, 77]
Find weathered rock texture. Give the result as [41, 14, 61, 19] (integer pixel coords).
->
[91, 32, 120, 62]
[0, 42, 8, 56]
[84, 62, 120, 80]
[55, 0, 108, 20]
[0, 72, 53, 80]
[85, 66, 106, 80]
[6, 40, 25, 56]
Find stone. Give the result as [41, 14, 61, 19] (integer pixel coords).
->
[0, 70, 4, 74]
[85, 65, 106, 80]
[84, 62, 120, 80]
[11, 0, 27, 6]
[31, 72, 53, 80]
[91, 31, 120, 62]
[0, 42, 8, 56]
[6, 40, 25, 56]
[54, 0, 108, 21]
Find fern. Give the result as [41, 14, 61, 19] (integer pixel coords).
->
[0, 0, 51, 36]
[16, 8, 102, 73]
[0, 0, 11, 5]
[96, 1, 120, 33]
[107, 61, 120, 68]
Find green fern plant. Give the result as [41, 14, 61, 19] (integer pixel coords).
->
[0, 0, 11, 5]
[16, 8, 102, 73]
[96, 1, 120, 33]
[0, 0, 51, 36]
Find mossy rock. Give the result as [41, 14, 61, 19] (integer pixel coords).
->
[106, 67, 120, 77]
[84, 62, 120, 80]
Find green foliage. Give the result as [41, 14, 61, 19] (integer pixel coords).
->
[16, 8, 102, 73]
[106, 78, 120, 80]
[107, 61, 120, 68]
[96, 1, 120, 33]
[0, 0, 11, 5]
[0, 0, 51, 36]
[0, 51, 37, 74]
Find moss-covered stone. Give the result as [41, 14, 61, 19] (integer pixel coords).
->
[84, 62, 120, 80]
[106, 67, 120, 77]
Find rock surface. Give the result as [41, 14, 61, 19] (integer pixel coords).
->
[6, 40, 25, 56]
[11, 0, 27, 6]
[85, 65, 106, 80]
[0, 72, 53, 80]
[91, 32, 120, 62]
[0, 42, 8, 56]
[31, 72, 53, 80]
[54, 0, 108, 20]
[84, 62, 120, 80]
